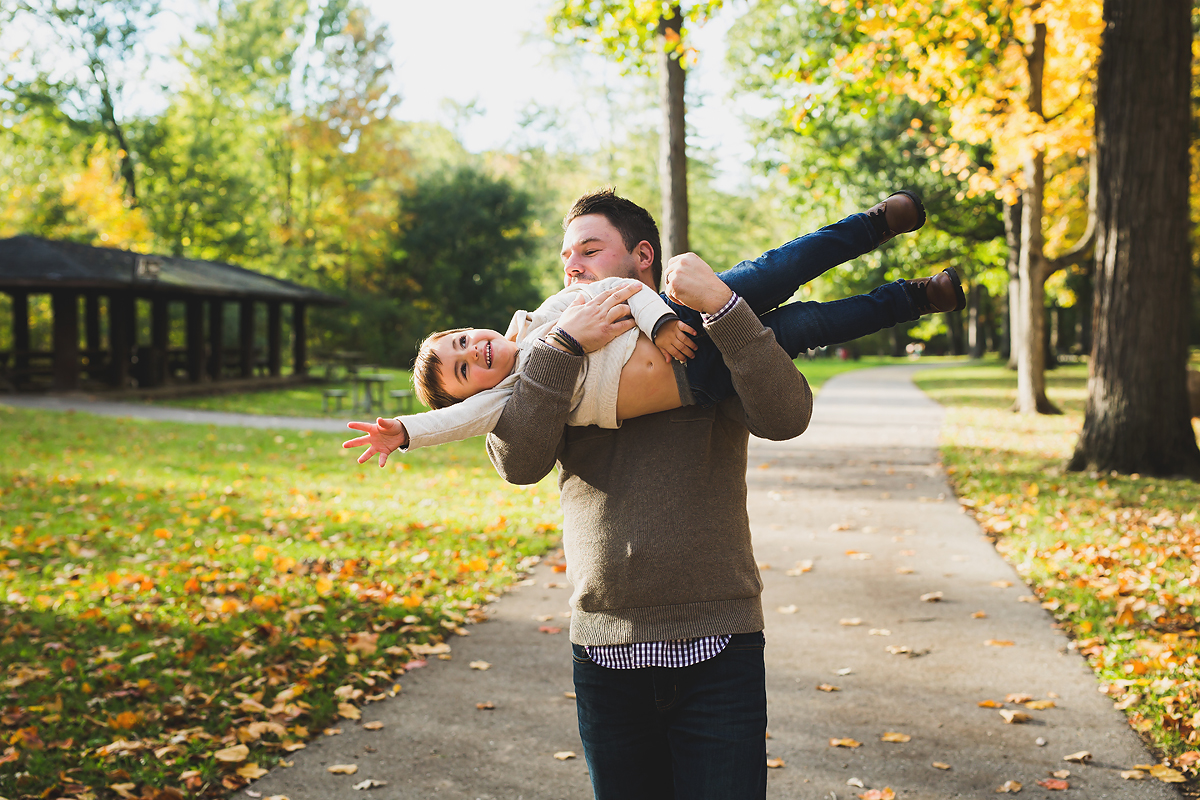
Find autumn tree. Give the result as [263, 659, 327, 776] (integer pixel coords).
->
[548, 1, 724, 271]
[1067, 0, 1200, 479]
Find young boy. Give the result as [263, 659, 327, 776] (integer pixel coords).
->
[343, 191, 964, 462]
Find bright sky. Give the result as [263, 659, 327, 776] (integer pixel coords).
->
[367, 0, 759, 189]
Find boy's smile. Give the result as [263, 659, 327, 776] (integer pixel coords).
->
[432, 329, 518, 401]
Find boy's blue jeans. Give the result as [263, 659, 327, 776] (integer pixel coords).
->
[664, 211, 917, 406]
[573, 632, 768, 800]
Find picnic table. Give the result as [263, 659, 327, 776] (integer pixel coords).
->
[351, 372, 390, 414]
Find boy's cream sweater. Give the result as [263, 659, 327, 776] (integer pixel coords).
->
[401, 278, 674, 450]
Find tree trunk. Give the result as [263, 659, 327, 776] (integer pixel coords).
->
[1004, 197, 1022, 367]
[1069, 0, 1200, 478]
[658, 6, 688, 273]
[1013, 13, 1060, 414]
[969, 283, 987, 359]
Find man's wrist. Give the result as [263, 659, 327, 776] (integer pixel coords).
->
[702, 291, 740, 325]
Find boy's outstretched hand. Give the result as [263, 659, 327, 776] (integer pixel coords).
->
[343, 417, 409, 467]
[653, 319, 698, 363]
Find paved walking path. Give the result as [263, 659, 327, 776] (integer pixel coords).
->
[2, 367, 1178, 798]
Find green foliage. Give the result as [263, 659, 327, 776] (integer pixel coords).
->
[547, 1, 726, 72]
[0, 404, 561, 797]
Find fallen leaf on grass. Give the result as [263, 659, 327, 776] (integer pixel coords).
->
[999, 710, 1031, 724]
[1121, 769, 1146, 780]
[766, 757, 785, 768]
[282, 741, 306, 752]
[476, 702, 495, 710]
[817, 684, 840, 692]
[362, 721, 384, 730]
[830, 738, 862, 748]
[995, 781, 1022, 793]
[881, 732, 910, 743]
[352, 779, 388, 790]
[1148, 764, 1186, 783]
[554, 751, 576, 761]
[1025, 700, 1056, 710]
[328, 764, 359, 775]
[978, 699, 1003, 708]
[469, 661, 491, 671]
[214, 744, 249, 762]
[984, 639, 1015, 647]
[1036, 778, 1068, 790]
[110, 784, 138, 799]
[777, 605, 798, 614]
[237, 764, 269, 779]
[932, 762, 951, 770]
[920, 592, 943, 602]
[857, 790, 895, 800]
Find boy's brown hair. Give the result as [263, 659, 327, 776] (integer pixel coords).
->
[564, 188, 663, 288]
[412, 328, 469, 410]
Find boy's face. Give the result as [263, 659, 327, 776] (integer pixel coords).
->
[432, 329, 519, 401]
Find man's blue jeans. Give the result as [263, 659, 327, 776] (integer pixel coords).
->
[664, 212, 918, 406]
[572, 632, 768, 800]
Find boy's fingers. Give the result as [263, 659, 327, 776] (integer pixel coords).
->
[356, 448, 374, 465]
[343, 435, 369, 448]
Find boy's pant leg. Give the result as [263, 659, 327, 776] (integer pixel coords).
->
[573, 633, 768, 800]
[716, 213, 879, 315]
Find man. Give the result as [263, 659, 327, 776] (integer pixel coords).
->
[485, 188, 814, 799]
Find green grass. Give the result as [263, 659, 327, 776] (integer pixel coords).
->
[915, 358, 1200, 776]
[0, 405, 560, 799]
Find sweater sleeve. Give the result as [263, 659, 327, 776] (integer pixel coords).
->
[400, 379, 514, 450]
[485, 341, 581, 485]
[704, 298, 812, 441]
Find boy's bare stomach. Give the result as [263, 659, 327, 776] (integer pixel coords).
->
[615, 333, 686, 421]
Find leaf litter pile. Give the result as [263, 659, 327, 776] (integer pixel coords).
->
[918, 361, 1200, 786]
[0, 406, 562, 799]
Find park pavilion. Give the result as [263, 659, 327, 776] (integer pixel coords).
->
[0, 235, 344, 393]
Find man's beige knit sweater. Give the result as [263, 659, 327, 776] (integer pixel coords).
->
[486, 299, 813, 645]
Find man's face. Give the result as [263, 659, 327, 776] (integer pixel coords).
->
[561, 214, 649, 288]
[431, 329, 519, 401]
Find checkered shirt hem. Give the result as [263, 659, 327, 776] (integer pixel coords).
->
[585, 634, 732, 669]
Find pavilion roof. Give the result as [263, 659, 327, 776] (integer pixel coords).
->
[0, 235, 343, 305]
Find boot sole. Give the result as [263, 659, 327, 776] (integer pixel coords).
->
[943, 267, 966, 312]
[890, 189, 927, 232]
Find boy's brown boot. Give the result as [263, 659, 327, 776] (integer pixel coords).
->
[905, 267, 966, 314]
[865, 190, 926, 246]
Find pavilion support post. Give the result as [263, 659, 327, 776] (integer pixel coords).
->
[51, 290, 79, 391]
[208, 300, 225, 381]
[292, 302, 307, 377]
[12, 291, 29, 386]
[239, 299, 255, 378]
[267, 301, 281, 377]
[108, 294, 133, 389]
[185, 298, 204, 383]
[150, 296, 169, 387]
[84, 293, 101, 379]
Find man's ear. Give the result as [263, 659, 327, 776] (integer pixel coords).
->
[632, 240, 655, 274]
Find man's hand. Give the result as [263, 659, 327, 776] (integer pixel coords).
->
[343, 416, 409, 468]
[653, 319, 698, 362]
[664, 253, 733, 315]
[553, 281, 640, 353]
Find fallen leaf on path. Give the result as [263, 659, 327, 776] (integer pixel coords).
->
[932, 762, 951, 770]
[995, 780, 1022, 793]
[1018, 595, 1038, 603]
[324, 728, 343, 736]
[1052, 770, 1070, 779]
[839, 618, 863, 626]
[534, 615, 555, 622]
[978, 700, 1003, 708]
[362, 721, 384, 730]
[984, 639, 1014, 647]
[554, 751, 576, 761]
[469, 661, 491, 671]
[564, 691, 577, 699]
[846, 551, 872, 560]
[1026, 700, 1055, 710]
[1005, 693, 1033, 703]
[338, 703, 361, 720]
[881, 732, 911, 743]
[766, 757, 785, 768]
[777, 605, 798, 614]
[1121, 769, 1146, 779]
[972, 611, 988, 618]
[237, 764, 269, 779]
[757, 562, 771, 570]
[896, 567, 915, 574]
[991, 580, 1013, 588]
[1036, 778, 1068, 790]
[999, 710, 1031, 724]
[831, 522, 851, 531]
[830, 738, 862, 748]
[847, 778, 865, 787]
[920, 592, 943, 602]
[869, 628, 891, 636]
[1148, 764, 1186, 782]
[857, 790, 895, 800]
[282, 741, 306, 752]
[214, 744, 249, 762]
[817, 684, 840, 692]
[786, 560, 813, 576]
[835, 667, 854, 675]
[538, 626, 562, 634]
[328, 764, 359, 775]
[885, 645, 911, 655]
[476, 702, 495, 710]
[352, 779, 388, 790]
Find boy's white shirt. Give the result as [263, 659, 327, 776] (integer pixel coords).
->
[400, 277, 675, 450]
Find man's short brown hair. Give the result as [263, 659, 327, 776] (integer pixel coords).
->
[412, 328, 469, 410]
[564, 188, 662, 288]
